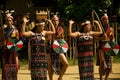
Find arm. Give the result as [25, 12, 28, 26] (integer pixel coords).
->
[92, 20, 103, 37]
[69, 20, 81, 38]
[44, 19, 56, 35]
[21, 17, 34, 37]
[15, 29, 19, 39]
[61, 29, 64, 39]
[109, 27, 114, 41]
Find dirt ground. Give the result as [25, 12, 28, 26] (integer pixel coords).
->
[0, 63, 120, 80]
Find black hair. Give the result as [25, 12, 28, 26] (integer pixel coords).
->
[35, 19, 45, 24]
[79, 19, 91, 32]
[31, 19, 45, 32]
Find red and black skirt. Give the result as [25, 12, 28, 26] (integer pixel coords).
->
[77, 35, 94, 80]
[2, 49, 18, 80]
[29, 36, 47, 80]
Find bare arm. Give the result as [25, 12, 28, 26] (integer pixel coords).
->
[44, 19, 55, 35]
[69, 20, 81, 38]
[110, 27, 114, 41]
[15, 29, 19, 39]
[21, 17, 34, 37]
[91, 20, 103, 37]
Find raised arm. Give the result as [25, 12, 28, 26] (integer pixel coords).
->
[44, 19, 55, 35]
[21, 17, 34, 37]
[91, 20, 103, 37]
[69, 20, 81, 38]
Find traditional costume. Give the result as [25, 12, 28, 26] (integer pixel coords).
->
[77, 33, 94, 80]
[2, 27, 18, 80]
[97, 24, 112, 69]
[49, 26, 64, 74]
[28, 33, 48, 80]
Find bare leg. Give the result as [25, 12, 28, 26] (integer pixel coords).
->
[98, 49, 106, 80]
[105, 68, 111, 80]
[99, 66, 104, 80]
[16, 56, 19, 70]
[47, 54, 53, 80]
[58, 53, 69, 80]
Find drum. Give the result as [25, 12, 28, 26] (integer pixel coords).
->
[103, 41, 119, 56]
[52, 39, 69, 54]
[7, 39, 23, 51]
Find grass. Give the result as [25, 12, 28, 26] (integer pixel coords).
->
[19, 59, 29, 70]
[113, 55, 120, 63]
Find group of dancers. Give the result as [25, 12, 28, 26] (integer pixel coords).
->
[0, 11, 114, 80]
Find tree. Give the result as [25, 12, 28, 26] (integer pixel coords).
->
[54, 0, 113, 21]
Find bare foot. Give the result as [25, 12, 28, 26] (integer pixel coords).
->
[58, 76, 63, 80]
[100, 77, 103, 80]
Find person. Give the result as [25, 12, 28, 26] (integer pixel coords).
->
[96, 13, 114, 80]
[69, 19, 102, 80]
[2, 14, 19, 80]
[47, 15, 69, 80]
[21, 17, 55, 80]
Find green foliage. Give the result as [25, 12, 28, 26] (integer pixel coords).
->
[103, 0, 112, 8]
[60, 0, 93, 21]
[19, 59, 28, 70]
[56, 0, 112, 21]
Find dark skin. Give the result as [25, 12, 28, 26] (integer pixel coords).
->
[95, 15, 114, 80]
[2, 17, 19, 77]
[47, 15, 69, 80]
[21, 17, 55, 37]
[69, 19, 103, 80]
[21, 17, 56, 79]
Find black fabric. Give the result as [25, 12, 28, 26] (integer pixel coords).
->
[4, 28, 14, 39]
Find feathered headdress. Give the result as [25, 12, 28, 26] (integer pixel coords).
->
[5, 10, 15, 20]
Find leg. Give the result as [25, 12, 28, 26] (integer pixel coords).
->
[99, 66, 104, 80]
[105, 68, 111, 80]
[58, 53, 69, 80]
[16, 55, 19, 71]
[47, 53, 53, 80]
[98, 49, 106, 80]
[105, 56, 113, 80]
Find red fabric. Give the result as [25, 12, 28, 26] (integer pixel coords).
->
[57, 27, 63, 35]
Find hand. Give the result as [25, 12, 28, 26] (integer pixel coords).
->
[103, 62, 107, 69]
[23, 17, 29, 24]
[69, 20, 74, 25]
[94, 20, 99, 24]
[94, 20, 98, 22]
[45, 19, 52, 23]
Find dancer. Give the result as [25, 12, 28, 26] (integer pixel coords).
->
[2, 14, 19, 80]
[21, 17, 55, 80]
[96, 13, 114, 80]
[47, 15, 69, 80]
[69, 19, 102, 80]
